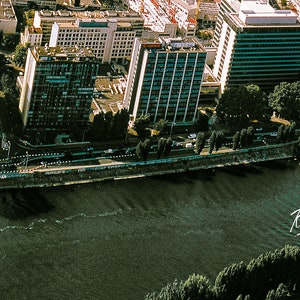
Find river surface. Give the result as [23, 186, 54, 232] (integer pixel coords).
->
[0, 160, 299, 299]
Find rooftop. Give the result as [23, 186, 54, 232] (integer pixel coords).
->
[33, 45, 96, 61]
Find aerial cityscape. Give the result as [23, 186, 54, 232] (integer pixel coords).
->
[0, 0, 300, 298]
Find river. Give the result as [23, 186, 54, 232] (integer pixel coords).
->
[0, 160, 299, 299]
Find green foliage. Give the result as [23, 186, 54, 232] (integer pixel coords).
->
[153, 119, 168, 133]
[13, 43, 30, 67]
[145, 245, 300, 300]
[232, 131, 240, 150]
[195, 132, 205, 155]
[281, 0, 287, 5]
[3, 33, 20, 51]
[194, 113, 209, 132]
[145, 279, 186, 300]
[157, 137, 172, 159]
[268, 81, 300, 121]
[136, 139, 151, 161]
[133, 114, 151, 139]
[1, 74, 19, 101]
[276, 122, 296, 143]
[217, 85, 269, 126]
[183, 274, 215, 300]
[86, 109, 129, 142]
[215, 131, 224, 151]
[209, 130, 216, 154]
[232, 127, 255, 149]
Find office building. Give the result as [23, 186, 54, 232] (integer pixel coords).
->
[0, 0, 17, 34]
[124, 37, 207, 126]
[212, 0, 240, 47]
[213, 0, 300, 92]
[19, 46, 100, 133]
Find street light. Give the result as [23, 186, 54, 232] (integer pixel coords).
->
[6, 141, 11, 160]
[170, 122, 176, 137]
[25, 151, 29, 170]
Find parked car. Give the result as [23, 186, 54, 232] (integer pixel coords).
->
[188, 133, 197, 139]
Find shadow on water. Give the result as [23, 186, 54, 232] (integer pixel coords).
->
[257, 159, 298, 170]
[0, 188, 54, 219]
[151, 169, 215, 184]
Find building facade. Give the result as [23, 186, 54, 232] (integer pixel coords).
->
[0, 0, 17, 34]
[19, 46, 100, 133]
[124, 37, 207, 126]
[213, 0, 300, 92]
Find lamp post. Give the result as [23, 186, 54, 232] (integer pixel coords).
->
[6, 141, 11, 160]
[25, 151, 29, 170]
[170, 122, 176, 137]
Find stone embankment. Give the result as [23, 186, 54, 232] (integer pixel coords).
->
[0, 141, 299, 190]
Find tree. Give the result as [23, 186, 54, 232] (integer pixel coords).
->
[111, 108, 130, 139]
[153, 119, 168, 134]
[133, 114, 151, 138]
[13, 43, 30, 67]
[136, 139, 151, 161]
[3, 33, 20, 51]
[216, 85, 269, 126]
[268, 81, 300, 121]
[157, 137, 172, 158]
[239, 129, 248, 148]
[232, 131, 240, 150]
[215, 131, 224, 152]
[246, 126, 254, 146]
[0, 54, 6, 75]
[195, 132, 205, 155]
[209, 130, 216, 154]
[183, 274, 215, 300]
[194, 112, 209, 132]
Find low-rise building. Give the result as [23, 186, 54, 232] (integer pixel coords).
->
[0, 0, 17, 34]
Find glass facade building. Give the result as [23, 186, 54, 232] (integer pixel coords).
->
[19, 46, 100, 133]
[213, 0, 300, 92]
[124, 37, 207, 126]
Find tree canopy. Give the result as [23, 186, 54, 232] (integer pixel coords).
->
[13, 43, 30, 67]
[268, 81, 300, 121]
[216, 85, 270, 126]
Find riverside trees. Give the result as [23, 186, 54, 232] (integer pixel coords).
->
[268, 81, 300, 122]
[145, 245, 300, 300]
[216, 85, 270, 127]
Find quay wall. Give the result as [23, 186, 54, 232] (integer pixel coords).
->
[0, 141, 299, 190]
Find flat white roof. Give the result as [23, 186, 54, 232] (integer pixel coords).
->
[239, 0, 298, 24]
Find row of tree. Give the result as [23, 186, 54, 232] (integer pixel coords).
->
[145, 245, 300, 300]
[232, 126, 255, 150]
[85, 109, 130, 142]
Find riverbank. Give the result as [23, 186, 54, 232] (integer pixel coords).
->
[0, 141, 298, 190]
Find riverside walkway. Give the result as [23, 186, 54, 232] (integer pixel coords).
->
[0, 140, 298, 190]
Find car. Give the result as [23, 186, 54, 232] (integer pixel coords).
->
[185, 142, 194, 148]
[270, 132, 278, 137]
[188, 133, 197, 139]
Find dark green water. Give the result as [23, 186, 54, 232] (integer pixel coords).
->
[0, 161, 299, 299]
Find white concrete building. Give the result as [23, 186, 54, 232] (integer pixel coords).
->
[21, 26, 43, 46]
[212, 0, 300, 92]
[128, 0, 197, 37]
[0, 0, 17, 34]
[49, 12, 144, 63]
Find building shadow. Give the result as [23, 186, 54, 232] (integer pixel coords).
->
[0, 188, 54, 219]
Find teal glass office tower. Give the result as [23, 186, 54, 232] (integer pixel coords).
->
[124, 37, 207, 126]
[213, 0, 300, 93]
[19, 46, 100, 133]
